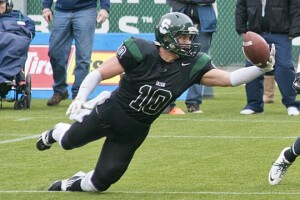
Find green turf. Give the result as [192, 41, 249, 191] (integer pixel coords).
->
[1, 86, 300, 200]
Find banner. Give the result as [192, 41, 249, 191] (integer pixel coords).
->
[25, 45, 119, 90]
[67, 51, 121, 85]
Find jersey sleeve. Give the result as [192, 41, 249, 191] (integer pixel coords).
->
[116, 37, 143, 72]
[191, 53, 216, 84]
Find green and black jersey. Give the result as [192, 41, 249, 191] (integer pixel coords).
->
[112, 37, 215, 124]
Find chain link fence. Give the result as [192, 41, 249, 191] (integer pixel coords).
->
[26, 0, 300, 67]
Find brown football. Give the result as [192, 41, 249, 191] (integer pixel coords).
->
[242, 31, 270, 68]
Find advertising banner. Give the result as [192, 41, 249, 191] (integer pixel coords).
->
[25, 46, 119, 90]
[67, 51, 121, 85]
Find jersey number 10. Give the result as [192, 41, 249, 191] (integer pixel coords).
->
[129, 85, 172, 115]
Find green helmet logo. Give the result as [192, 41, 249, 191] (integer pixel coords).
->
[155, 12, 201, 57]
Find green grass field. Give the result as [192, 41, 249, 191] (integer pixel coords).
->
[1, 86, 300, 200]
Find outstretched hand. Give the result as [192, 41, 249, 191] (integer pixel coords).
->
[263, 43, 275, 72]
[68, 91, 111, 122]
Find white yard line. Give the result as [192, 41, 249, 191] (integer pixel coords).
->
[0, 133, 34, 136]
[0, 134, 39, 144]
[0, 116, 66, 120]
[162, 118, 300, 123]
[0, 117, 299, 124]
[0, 134, 297, 145]
[15, 117, 33, 121]
[110, 191, 300, 195]
[149, 135, 298, 139]
[0, 190, 300, 195]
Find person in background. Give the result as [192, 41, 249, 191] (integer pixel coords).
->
[42, 0, 110, 106]
[0, 0, 35, 85]
[263, 73, 275, 104]
[36, 12, 275, 192]
[235, 0, 300, 116]
[165, 0, 217, 114]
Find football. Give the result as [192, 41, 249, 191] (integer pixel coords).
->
[242, 31, 270, 68]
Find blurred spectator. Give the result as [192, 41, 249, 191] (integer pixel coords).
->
[235, 0, 300, 116]
[42, 0, 110, 106]
[0, 0, 35, 85]
[165, 0, 217, 114]
[263, 73, 275, 104]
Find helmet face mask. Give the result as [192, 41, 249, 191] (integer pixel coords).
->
[155, 12, 201, 58]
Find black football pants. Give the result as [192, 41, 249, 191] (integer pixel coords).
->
[60, 99, 150, 191]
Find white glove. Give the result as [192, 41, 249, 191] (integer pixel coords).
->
[262, 43, 275, 73]
[82, 91, 111, 110]
[68, 91, 111, 122]
[69, 108, 91, 123]
[66, 98, 86, 116]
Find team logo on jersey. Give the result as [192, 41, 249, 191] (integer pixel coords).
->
[155, 81, 166, 87]
[117, 45, 127, 58]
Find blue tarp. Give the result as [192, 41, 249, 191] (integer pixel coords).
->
[0, 32, 30, 83]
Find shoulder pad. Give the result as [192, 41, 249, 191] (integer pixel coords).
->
[123, 37, 143, 62]
[190, 53, 211, 78]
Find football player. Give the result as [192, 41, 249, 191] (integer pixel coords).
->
[268, 137, 300, 185]
[36, 12, 275, 192]
[268, 78, 300, 185]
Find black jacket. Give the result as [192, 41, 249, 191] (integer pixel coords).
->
[235, 0, 300, 38]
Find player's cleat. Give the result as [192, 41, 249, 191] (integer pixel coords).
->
[268, 147, 291, 185]
[48, 171, 86, 191]
[36, 129, 53, 151]
[48, 180, 63, 191]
